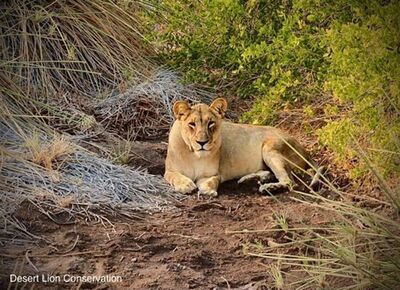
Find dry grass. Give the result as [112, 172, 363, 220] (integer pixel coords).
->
[1, 0, 155, 99]
[270, 262, 285, 290]
[0, 1, 187, 242]
[0, 73, 183, 242]
[25, 134, 73, 171]
[0, 111, 181, 241]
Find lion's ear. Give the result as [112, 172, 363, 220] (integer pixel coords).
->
[210, 98, 228, 118]
[173, 100, 191, 120]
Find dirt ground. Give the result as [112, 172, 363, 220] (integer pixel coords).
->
[0, 178, 336, 290]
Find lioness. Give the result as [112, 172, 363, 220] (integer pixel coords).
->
[165, 98, 321, 196]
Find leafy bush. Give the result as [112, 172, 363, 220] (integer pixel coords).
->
[318, 1, 400, 178]
[142, 0, 399, 181]
[144, 0, 349, 105]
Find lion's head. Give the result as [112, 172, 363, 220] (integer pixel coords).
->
[172, 98, 228, 157]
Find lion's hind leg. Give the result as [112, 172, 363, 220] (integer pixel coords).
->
[259, 145, 293, 193]
[237, 170, 274, 184]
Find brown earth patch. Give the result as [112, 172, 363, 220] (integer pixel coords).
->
[0, 182, 336, 289]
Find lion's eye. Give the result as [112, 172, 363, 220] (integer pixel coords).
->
[208, 121, 215, 129]
[188, 122, 195, 129]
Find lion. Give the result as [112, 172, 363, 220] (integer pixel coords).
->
[164, 98, 322, 196]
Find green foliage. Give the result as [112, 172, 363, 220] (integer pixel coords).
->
[318, 1, 400, 178]
[144, 0, 345, 101]
[318, 119, 358, 160]
[143, 0, 400, 180]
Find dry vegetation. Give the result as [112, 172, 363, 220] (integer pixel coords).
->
[0, 0, 186, 241]
[1, 0, 154, 97]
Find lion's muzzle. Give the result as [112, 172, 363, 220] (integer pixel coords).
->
[196, 140, 209, 150]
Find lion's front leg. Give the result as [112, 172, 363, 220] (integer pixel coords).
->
[196, 175, 220, 197]
[164, 170, 197, 194]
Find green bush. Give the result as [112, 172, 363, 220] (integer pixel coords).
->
[318, 1, 400, 178]
[142, 0, 400, 180]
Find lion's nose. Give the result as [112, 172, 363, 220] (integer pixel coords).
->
[196, 140, 208, 147]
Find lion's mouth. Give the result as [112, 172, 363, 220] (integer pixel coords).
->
[196, 147, 210, 153]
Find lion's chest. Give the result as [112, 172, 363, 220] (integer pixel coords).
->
[179, 155, 219, 182]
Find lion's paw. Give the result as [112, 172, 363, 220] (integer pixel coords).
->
[237, 174, 256, 184]
[258, 182, 290, 193]
[175, 179, 197, 194]
[198, 189, 218, 197]
[238, 171, 274, 184]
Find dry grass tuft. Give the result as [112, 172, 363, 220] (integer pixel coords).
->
[25, 134, 73, 171]
[0, 72, 185, 243]
[1, 0, 155, 99]
[0, 116, 181, 241]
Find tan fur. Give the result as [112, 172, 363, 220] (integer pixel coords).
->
[165, 98, 317, 196]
